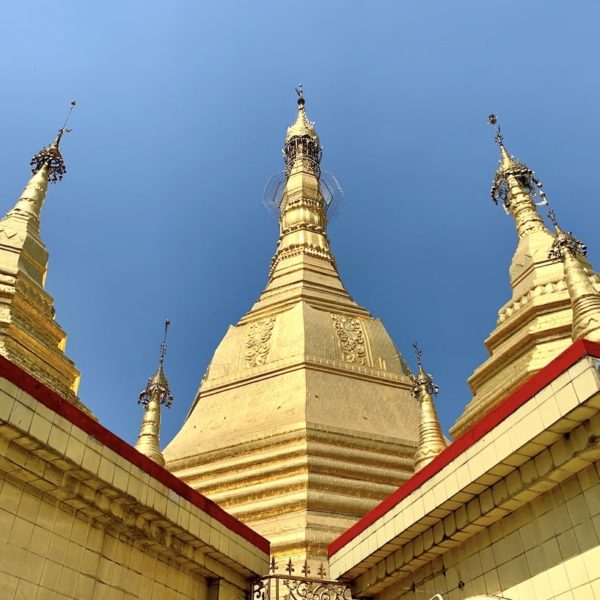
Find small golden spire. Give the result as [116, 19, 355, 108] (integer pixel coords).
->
[7, 101, 76, 229]
[135, 320, 174, 466]
[548, 210, 600, 342]
[411, 343, 447, 472]
[488, 114, 549, 238]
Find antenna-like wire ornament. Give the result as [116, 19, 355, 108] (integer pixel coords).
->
[412, 341, 423, 370]
[160, 319, 170, 364]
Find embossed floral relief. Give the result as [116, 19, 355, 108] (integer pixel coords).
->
[331, 314, 366, 365]
[244, 317, 276, 367]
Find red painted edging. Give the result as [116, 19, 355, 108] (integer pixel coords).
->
[0, 355, 270, 555]
[328, 339, 600, 557]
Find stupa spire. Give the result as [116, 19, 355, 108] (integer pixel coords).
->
[268, 86, 334, 276]
[7, 101, 76, 235]
[135, 320, 174, 466]
[547, 210, 600, 343]
[0, 103, 86, 409]
[411, 343, 447, 471]
[488, 114, 549, 238]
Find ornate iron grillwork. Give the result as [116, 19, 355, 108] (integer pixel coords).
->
[251, 573, 352, 600]
[284, 133, 322, 180]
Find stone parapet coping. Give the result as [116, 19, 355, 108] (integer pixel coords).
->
[329, 339, 600, 559]
[0, 354, 270, 556]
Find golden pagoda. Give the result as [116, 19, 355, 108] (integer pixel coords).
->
[451, 115, 600, 438]
[164, 89, 420, 566]
[0, 103, 86, 412]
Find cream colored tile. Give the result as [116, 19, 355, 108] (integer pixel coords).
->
[573, 369, 600, 403]
[9, 401, 34, 432]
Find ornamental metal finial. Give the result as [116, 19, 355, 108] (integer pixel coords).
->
[411, 342, 439, 398]
[284, 85, 322, 178]
[301, 560, 310, 576]
[488, 113, 548, 216]
[488, 113, 504, 146]
[138, 319, 173, 408]
[412, 341, 424, 370]
[548, 208, 587, 261]
[30, 100, 76, 183]
[285, 558, 294, 575]
[159, 319, 170, 365]
[269, 556, 277, 573]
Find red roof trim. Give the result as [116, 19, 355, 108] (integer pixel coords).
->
[328, 339, 600, 557]
[0, 355, 270, 555]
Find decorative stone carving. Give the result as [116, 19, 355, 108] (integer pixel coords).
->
[331, 314, 366, 365]
[244, 317, 276, 367]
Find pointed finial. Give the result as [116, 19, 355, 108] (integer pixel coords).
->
[295, 83, 305, 106]
[411, 342, 439, 398]
[412, 341, 424, 370]
[285, 558, 295, 575]
[139, 319, 173, 408]
[30, 100, 76, 183]
[301, 560, 310, 576]
[284, 85, 321, 178]
[548, 208, 587, 261]
[488, 113, 549, 229]
[488, 113, 504, 147]
[159, 319, 170, 364]
[548, 208, 560, 232]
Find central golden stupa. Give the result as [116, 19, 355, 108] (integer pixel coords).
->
[164, 92, 420, 565]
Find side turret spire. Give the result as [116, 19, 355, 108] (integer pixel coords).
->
[0, 102, 86, 409]
[135, 320, 174, 466]
[411, 343, 447, 471]
[8, 101, 76, 234]
[488, 114, 549, 238]
[548, 210, 600, 343]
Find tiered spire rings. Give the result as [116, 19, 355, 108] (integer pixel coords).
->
[268, 87, 334, 276]
[135, 320, 174, 465]
[411, 343, 447, 472]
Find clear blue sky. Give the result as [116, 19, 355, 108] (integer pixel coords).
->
[1, 1, 599, 446]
